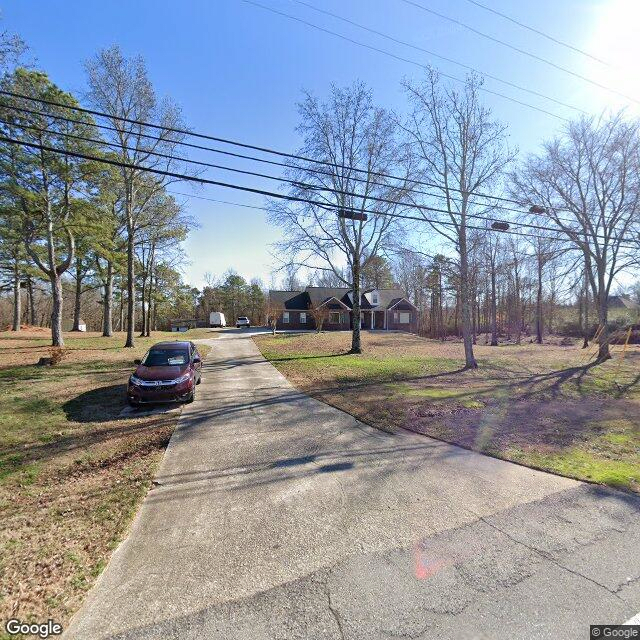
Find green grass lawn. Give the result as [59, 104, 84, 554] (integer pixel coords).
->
[0, 329, 212, 636]
[255, 331, 640, 493]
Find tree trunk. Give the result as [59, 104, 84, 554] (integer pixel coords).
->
[12, 260, 20, 332]
[459, 230, 477, 368]
[350, 260, 362, 354]
[118, 284, 124, 332]
[596, 287, 610, 362]
[72, 256, 82, 331]
[513, 259, 522, 345]
[582, 271, 590, 349]
[27, 276, 36, 326]
[125, 223, 135, 348]
[536, 259, 543, 344]
[102, 260, 114, 337]
[50, 273, 64, 347]
[490, 267, 498, 347]
[138, 269, 147, 338]
[145, 248, 155, 337]
[145, 271, 152, 337]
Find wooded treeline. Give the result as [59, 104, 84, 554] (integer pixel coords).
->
[194, 271, 267, 326]
[271, 75, 640, 363]
[0, 44, 198, 347]
[1, 29, 639, 368]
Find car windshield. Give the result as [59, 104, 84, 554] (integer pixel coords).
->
[142, 348, 189, 366]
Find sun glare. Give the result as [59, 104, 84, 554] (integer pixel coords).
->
[587, 0, 640, 110]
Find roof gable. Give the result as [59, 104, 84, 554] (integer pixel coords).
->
[269, 290, 309, 310]
[305, 286, 350, 308]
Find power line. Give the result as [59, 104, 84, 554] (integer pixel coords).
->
[166, 189, 639, 252]
[0, 99, 540, 218]
[290, 0, 586, 115]
[239, 0, 569, 122]
[4, 99, 630, 241]
[3, 116, 613, 241]
[0, 89, 570, 212]
[6, 89, 634, 241]
[460, 0, 611, 67]
[6, 103, 595, 229]
[398, 0, 639, 104]
[1, 133, 608, 247]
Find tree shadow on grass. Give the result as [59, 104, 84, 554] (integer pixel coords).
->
[63, 383, 128, 423]
[0, 384, 176, 475]
[269, 352, 353, 363]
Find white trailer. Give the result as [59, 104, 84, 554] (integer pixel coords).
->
[209, 312, 226, 328]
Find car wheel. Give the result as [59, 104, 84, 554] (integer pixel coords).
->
[186, 389, 195, 403]
[128, 399, 140, 408]
[196, 375, 202, 385]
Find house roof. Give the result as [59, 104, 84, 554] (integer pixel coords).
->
[317, 295, 351, 310]
[608, 295, 640, 311]
[364, 289, 408, 309]
[269, 286, 414, 311]
[305, 287, 350, 308]
[268, 290, 308, 310]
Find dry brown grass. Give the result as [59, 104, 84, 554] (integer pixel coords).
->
[0, 330, 211, 633]
[256, 331, 640, 492]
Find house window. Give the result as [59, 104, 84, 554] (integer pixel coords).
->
[329, 312, 340, 324]
[282, 311, 290, 324]
[300, 312, 307, 324]
[372, 293, 378, 305]
[399, 312, 411, 324]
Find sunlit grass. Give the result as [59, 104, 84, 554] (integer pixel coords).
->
[256, 331, 640, 493]
[0, 329, 213, 628]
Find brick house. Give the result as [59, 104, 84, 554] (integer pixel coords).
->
[268, 286, 419, 333]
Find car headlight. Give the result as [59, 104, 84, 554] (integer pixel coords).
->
[174, 372, 192, 384]
[130, 374, 145, 386]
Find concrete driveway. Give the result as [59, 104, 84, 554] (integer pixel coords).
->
[66, 331, 640, 640]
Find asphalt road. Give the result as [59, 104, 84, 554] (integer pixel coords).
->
[65, 330, 640, 640]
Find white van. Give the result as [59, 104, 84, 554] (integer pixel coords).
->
[209, 312, 226, 328]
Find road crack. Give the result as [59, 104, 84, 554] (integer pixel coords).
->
[479, 516, 626, 602]
[325, 579, 346, 640]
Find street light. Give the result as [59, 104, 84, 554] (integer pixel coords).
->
[337, 208, 368, 221]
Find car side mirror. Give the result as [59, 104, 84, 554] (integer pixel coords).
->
[134, 358, 141, 365]
[193, 356, 201, 363]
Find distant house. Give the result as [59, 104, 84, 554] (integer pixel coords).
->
[268, 286, 419, 333]
[608, 295, 640, 312]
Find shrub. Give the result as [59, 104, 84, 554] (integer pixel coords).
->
[49, 347, 67, 365]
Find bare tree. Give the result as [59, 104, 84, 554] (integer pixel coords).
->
[85, 46, 187, 347]
[401, 71, 515, 368]
[512, 112, 640, 362]
[484, 233, 501, 346]
[308, 304, 330, 333]
[270, 83, 408, 353]
[265, 298, 283, 335]
[523, 232, 561, 344]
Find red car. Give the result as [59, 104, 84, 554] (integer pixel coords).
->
[127, 341, 202, 407]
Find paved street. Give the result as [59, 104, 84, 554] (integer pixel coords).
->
[66, 330, 640, 640]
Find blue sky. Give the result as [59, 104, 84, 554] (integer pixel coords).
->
[4, 0, 638, 287]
